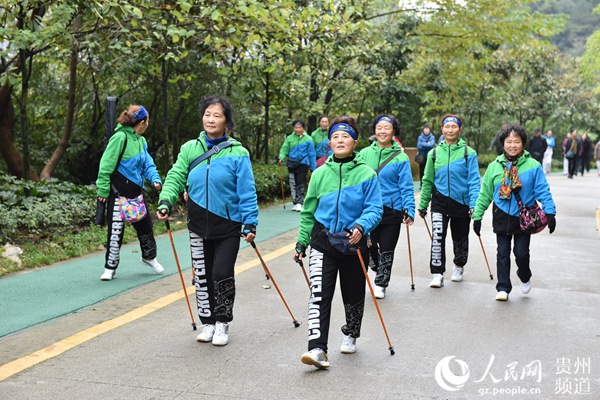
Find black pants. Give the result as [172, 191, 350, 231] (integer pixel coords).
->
[307, 248, 366, 354]
[419, 162, 426, 186]
[429, 212, 470, 274]
[496, 233, 531, 293]
[190, 231, 240, 325]
[567, 156, 578, 177]
[104, 191, 155, 270]
[289, 164, 309, 205]
[369, 223, 401, 288]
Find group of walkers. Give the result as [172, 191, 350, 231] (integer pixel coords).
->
[562, 128, 599, 178]
[96, 97, 559, 371]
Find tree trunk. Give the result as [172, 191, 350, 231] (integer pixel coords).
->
[40, 43, 79, 180]
[263, 72, 270, 163]
[161, 58, 170, 167]
[0, 84, 31, 179]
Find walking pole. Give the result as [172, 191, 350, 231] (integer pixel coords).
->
[248, 240, 300, 327]
[421, 215, 432, 241]
[165, 220, 197, 331]
[278, 163, 286, 209]
[294, 254, 311, 291]
[477, 235, 494, 280]
[405, 223, 415, 291]
[345, 229, 395, 355]
[357, 249, 395, 355]
[240, 234, 270, 284]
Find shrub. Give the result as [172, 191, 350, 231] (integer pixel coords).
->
[252, 162, 289, 204]
[0, 175, 97, 243]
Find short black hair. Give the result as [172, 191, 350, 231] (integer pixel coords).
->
[371, 113, 401, 137]
[199, 95, 235, 130]
[292, 119, 305, 128]
[423, 123, 431, 130]
[499, 124, 527, 146]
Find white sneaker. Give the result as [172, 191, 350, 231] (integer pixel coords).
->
[293, 204, 302, 212]
[141, 258, 164, 274]
[451, 267, 464, 282]
[212, 322, 229, 346]
[340, 335, 357, 354]
[374, 285, 386, 299]
[520, 281, 531, 294]
[429, 274, 444, 288]
[301, 348, 330, 369]
[100, 269, 116, 281]
[496, 291, 509, 301]
[196, 324, 216, 342]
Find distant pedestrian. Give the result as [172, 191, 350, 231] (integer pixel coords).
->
[293, 116, 382, 369]
[566, 129, 582, 179]
[418, 114, 480, 288]
[472, 124, 556, 301]
[278, 120, 317, 212]
[542, 130, 555, 174]
[595, 140, 600, 176]
[562, 131, 571, 176]
[416, 123, 435, 188]
[489, 123, 507, 155]
[96, 104, 163, 282]
[580, 133, 593, 176]
[311, 115, 330, 167]
[526, 128, 547, 164]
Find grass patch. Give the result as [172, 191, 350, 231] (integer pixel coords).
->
[0, 213, 188, 279]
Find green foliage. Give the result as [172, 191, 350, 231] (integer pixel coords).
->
[251, 162, 289, 204]
[0, 175, 96, 242]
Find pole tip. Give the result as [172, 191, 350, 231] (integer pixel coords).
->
[411, 284, 415, 291]
[389, 347, 395, 356]
[293, 321, 300, 328]
[192, 323, 197, 331]
[490, 275, 494, 280]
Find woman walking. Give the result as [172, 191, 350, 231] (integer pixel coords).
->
[418, 114, 480, 288]
[311, 115, 330, 167]
[472, 124, 556, 301]
[416, 123, 435, 189]
[96, 104, 163, 281]
[157, 95, 258, 346]
[294, 116, 382, 369]
[278, 120, 317, 211]
[360, 114, 415, 299]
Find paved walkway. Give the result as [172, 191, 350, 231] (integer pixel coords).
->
[0, 174, 599, 399]
[0, 203, 303, 338]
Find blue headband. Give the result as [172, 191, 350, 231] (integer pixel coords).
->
[132, 106, 148, 121]
[376, 116, 393, 125]
[329, 123, 358, 140]
[442, 116, 461, 127]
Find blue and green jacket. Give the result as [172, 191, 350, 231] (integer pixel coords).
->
[296, 153, 382, 248]
[311, 127, 330, 159]
[279, 132, 317, 171]
[473, 151, 556, 235]
[96, 124, 162, 198]
[418, 138, 480, 217]
[359, 141, 415, 221]
[158, 133, 258, 239]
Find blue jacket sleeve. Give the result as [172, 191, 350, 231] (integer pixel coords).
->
[533, 167, 556, 215]
[142, 144, 162, 184]
[236, 155, 259, 227]
[467, 152, 481, 209]
[308, 141, 317, 171]
[356, 175, 383, 234]
[398, 161, 415, 219]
